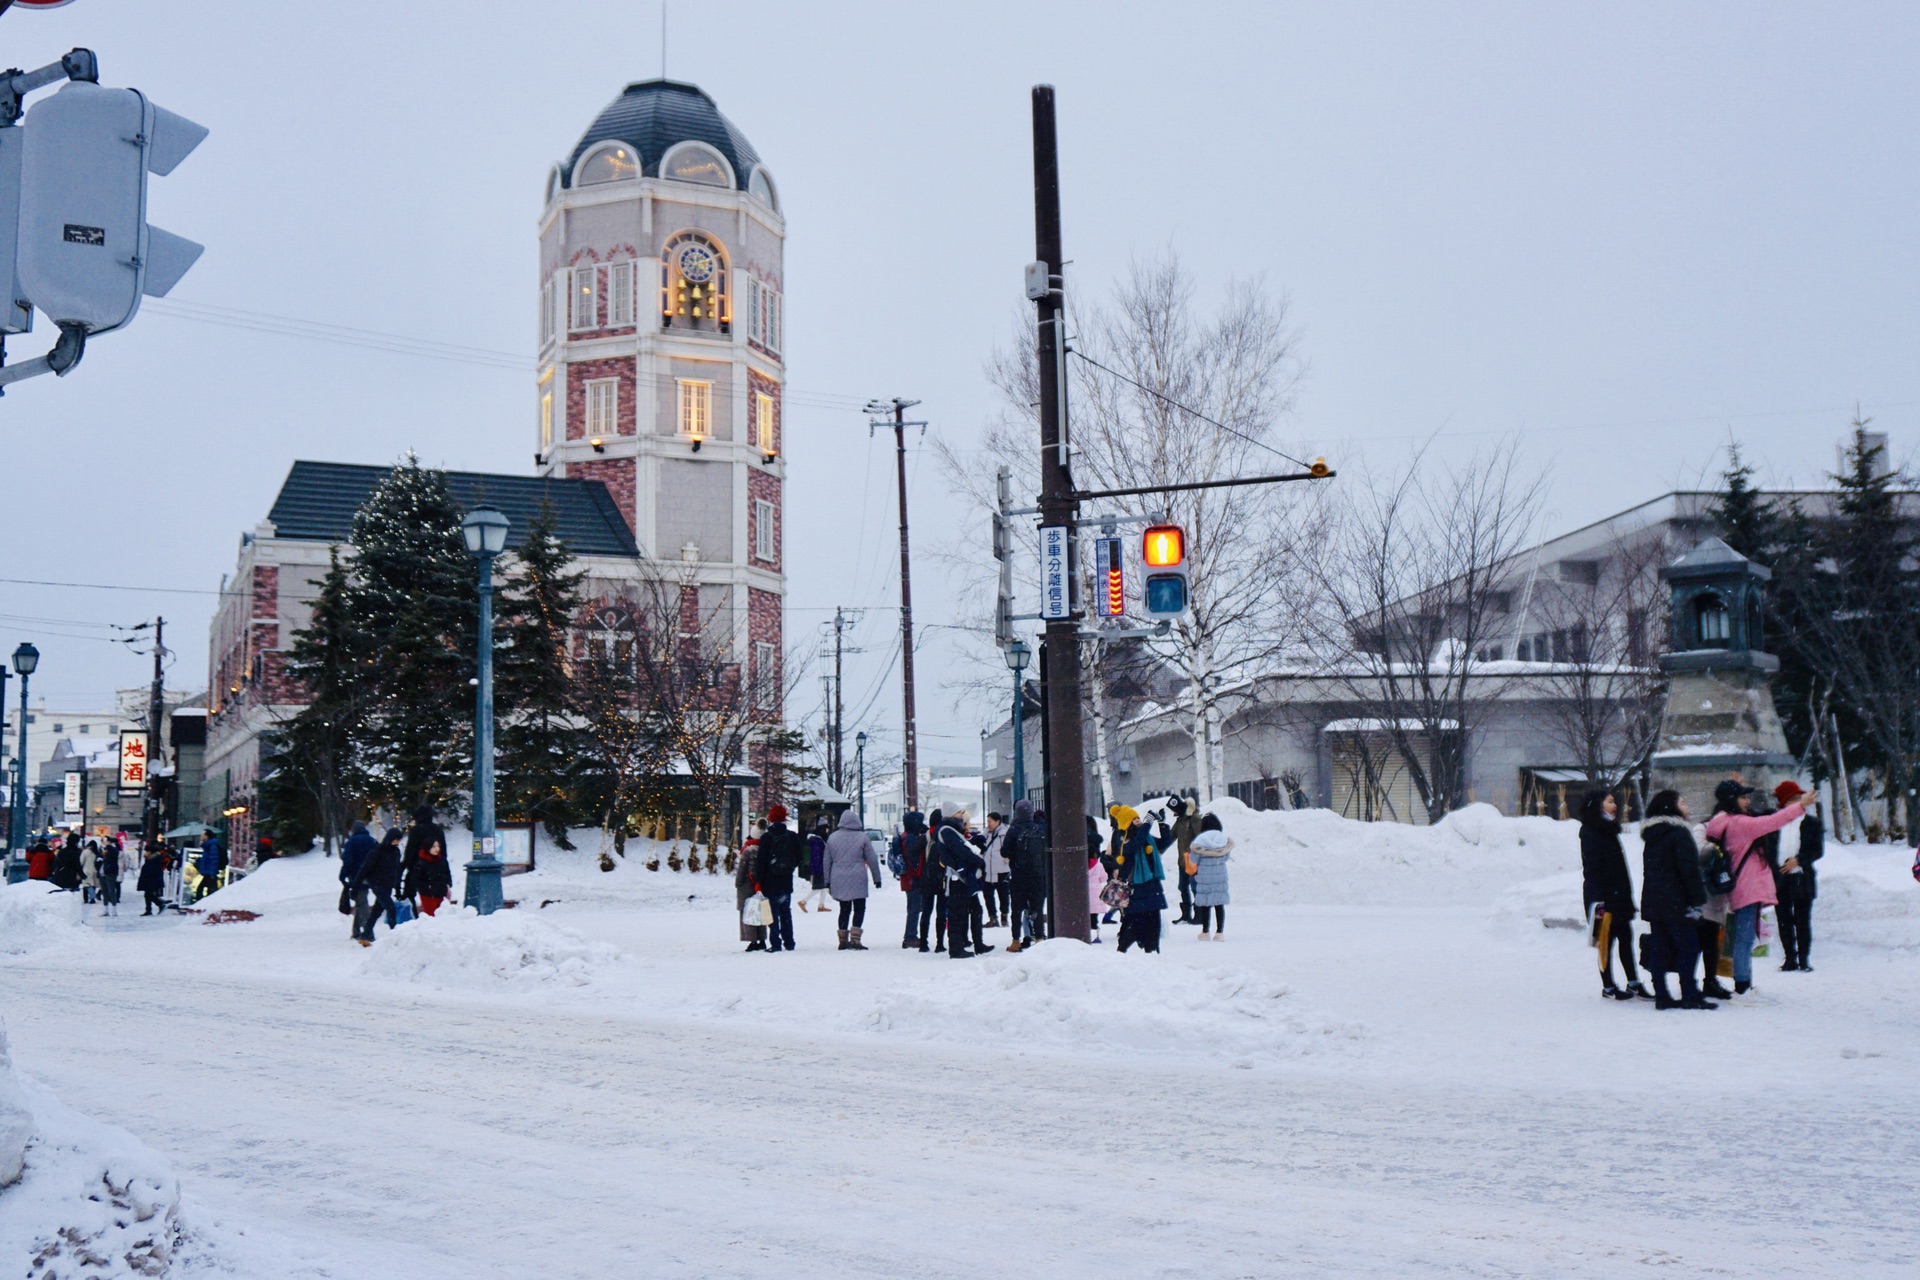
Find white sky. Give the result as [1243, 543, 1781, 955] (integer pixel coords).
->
[1, 0, 1915, 774]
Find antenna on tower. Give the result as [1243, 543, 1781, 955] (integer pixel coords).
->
[661, 1, 668, 79]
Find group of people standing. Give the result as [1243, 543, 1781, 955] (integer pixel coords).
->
[338, 805, 455, 946]
[732, 795, 1230, 959]
[26, 830, 223, 918]
[1580, 777, 1822, 1011]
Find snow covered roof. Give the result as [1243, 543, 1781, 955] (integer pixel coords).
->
[1323, 718, 1461, 733]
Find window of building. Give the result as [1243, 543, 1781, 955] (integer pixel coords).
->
[755, 391, 776, 453]
[577, 143, 640, 185]
[754, 641, 778, 709]
[539, 389, 554, 454]
[585, 378, 618, 439]
[749, 167, 779, 211]
[538, 276, 558, 347]
[661, 234, 728, 333]
[661, 142, 732, 187]
[1695, 593, 1730, 646]
[754, 499, 775, 561]
[743, 276, 782, 354]
[606, 260, 635, 327]
[678, 379, 711, 439]
[569, 265, 598, 330]
[52, 723, 62, 733]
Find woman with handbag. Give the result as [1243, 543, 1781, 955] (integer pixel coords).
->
[1703, 781, 1808, 996]
[1109, 806, 1167, 954]
[1579, 790, 1650, 1000]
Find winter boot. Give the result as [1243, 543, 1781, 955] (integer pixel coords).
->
[1653, 992, 1679, 1010]
[1703, 978, 1734, 1000]
[1005, 939, 1026, 953]
[1625, 981, 1654, 1000]
[1679, 995, 1719, 1010]
[849, 927, 867, 951]
[836, 929, 849, 950]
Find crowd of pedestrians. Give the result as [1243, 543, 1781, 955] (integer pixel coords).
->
[1581, 776, 1821, 1011]
[19, 829, 222, 918]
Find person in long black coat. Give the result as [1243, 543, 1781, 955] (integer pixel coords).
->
[1579, 789, 1648, 1000]
[350, 828, 405, 944]
[137, 844, 168, 916]
[1639, 789, 1715, 1010]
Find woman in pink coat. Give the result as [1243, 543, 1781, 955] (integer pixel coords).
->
[1703, 783, 1810, 995]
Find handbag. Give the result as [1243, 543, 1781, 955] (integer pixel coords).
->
[743, 891, 773, 927]
[1098, 876, 1131, 911]
[337, 885, 353, 916]
[393, 899, 415, 925]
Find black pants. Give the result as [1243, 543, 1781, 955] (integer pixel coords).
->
[1695, 919, 1724, 987]
[1196, 904, 1225, 932]
[1596, 908, 1638, 987]
[142, 890, 164, 915]
[356, 889, 393, 941]
[767, 892, 794, 951]
[1648, 919, 1702, 1003]
[947, 884, 976, 956]
[1777, 892, 1812, 965]
[1178, 872, 1195, 922]
[1011, 875, 1047, 942]
[1117, 911, 1162, 953]
[837, 898, 866, 930]
[988, 876, 1011, 921]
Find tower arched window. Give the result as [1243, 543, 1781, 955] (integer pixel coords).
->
[1694, 592, 1730, 647]
[749, 167, 779, 211]
[660, 142, 733, 188]
[661, 232, 729, 334]
[577, 142, 641, 186]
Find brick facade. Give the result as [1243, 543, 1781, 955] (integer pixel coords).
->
[747, 468, 781, 570]
[570, 458, 637, 536]
[564, 356, 638, 441]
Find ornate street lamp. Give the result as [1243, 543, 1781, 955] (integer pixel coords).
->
[7, 642, 38, 883]
[1005, 639, 1030, 807]
[460, 508, 509, 914]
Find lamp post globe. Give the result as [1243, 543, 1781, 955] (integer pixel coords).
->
[7, 642, 39, 882]
[461, 508, 509, 914]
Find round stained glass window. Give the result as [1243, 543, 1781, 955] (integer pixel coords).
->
[678, 243, 717, 284]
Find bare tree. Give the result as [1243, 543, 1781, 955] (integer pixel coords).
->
[1313, 440, 1545, 822]
[946, 254, 1318, 802]
[1525, 532, 1671, 789]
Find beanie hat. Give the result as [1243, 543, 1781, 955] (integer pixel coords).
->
[1713, 780, 1746, 807]
[1773, 780, 1808, 806]
[1012, 799, 1035, 821]
[766, 804, 788, 823]
[1109, 804, 1139, 831]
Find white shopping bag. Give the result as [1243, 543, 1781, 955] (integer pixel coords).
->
[743, 892, 772, 927]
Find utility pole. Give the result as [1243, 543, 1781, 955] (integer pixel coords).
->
[143, 616, 165, 850]
[1031, 85, 1090, 942]
[867, 397, 924, 812]
[833, 606, 846, 791]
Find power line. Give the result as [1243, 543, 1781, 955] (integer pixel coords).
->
[1069, 346, 1314, 470]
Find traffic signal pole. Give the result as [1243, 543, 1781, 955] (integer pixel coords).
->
[1032, 85, 1089, 944]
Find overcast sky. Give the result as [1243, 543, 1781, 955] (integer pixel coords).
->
[2, 1, 1915, 773]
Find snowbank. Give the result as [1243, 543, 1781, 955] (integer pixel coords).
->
[864, 939, 1359, 1065]
[359, 909, 628, 991]
[195, 848, 340, 913]
[0, 882, 90, 957]
[0, 1020, 184, 1276]
[1195, 799, 1574, 907]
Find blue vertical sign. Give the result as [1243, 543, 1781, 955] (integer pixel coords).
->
[1040, 524, 1070, 619]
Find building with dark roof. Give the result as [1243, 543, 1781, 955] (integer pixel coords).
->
[205, 76, 790, 863]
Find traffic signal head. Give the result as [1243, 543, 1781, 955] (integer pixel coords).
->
[17, 82, 205, 335]
[1142, 523, 1189, 617]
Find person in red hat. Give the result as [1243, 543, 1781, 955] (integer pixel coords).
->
[1771, 780, 1823, 971]
[751, 804, 805, 952]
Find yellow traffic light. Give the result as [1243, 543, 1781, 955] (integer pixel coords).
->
[1143, 525, 1185, 568]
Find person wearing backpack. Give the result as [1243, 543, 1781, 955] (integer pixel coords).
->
[935, 810, 989, 958]
[1703, 780, 1808, 996]
[1003, 799, 1050, 952]
[752, 806, 805, 953]
[1638, 789, 1716, 1010]
[896, 811, 934, 951]
[1580, 789, 1651, 1001]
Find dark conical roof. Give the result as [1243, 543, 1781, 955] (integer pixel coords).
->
[561, 79, 761, 189]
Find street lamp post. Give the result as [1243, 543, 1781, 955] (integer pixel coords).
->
[460, 508, 510, 915]
[8, 643, 39, 884]
[1005, 639, 1030, 808]
[855, 731, 867, 824]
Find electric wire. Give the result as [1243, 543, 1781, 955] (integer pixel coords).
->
[1068, 346, 1314, 470]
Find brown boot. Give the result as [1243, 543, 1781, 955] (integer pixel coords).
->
[836, 929, 849, 950]
[849, 927, 867, 951]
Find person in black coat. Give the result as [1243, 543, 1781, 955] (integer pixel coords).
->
[401, 804, 447, 894]
[936, 813, 989, 959]
[1638, 789, 1715, 1010]
[1771, 780, 1822, 971]
[136, 844, 168, 915]
[350, 828, 405, 944]
[49, 832, 83, 891]
[1579, 789, 1649, 1001]
[1004, 799, 1049, 951]
[751, 805, 804, 952]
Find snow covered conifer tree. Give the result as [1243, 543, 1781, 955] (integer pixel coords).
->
[496, 502, 588, 848]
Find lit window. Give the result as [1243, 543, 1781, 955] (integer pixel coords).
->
[578, 144, 640, 185]
[570, 265, 598, 330]
[1696, 594, 1730, 646]
[662, 143, 731, 187]
[755, 391, 776, 453]
[678, 379, 711, 439]
[749, 168, 779, 211]
[586, 379, 617, 438]
[540, 392, 554, 453]
[754, 499, 775, 561]
[606, 260, 635, 328]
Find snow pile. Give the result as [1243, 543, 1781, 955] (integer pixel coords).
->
[1488, 872, 1589, 943]
[359, 909, 627, 991]
[0, 1021, 184, 1276]
[196, 849, 339, 913]
[1196, 798, 1574, 906]
[0, 882, 90, 957]
[864, 939, 1359, 1064]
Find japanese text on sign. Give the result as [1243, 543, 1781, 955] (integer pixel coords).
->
[64, 771, 82, 815]
[118, 730, 150, 791]
[1040, 525, 1070, 620]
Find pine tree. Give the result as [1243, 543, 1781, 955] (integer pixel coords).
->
[1710, 442, 1776, 558]
[345, 458, 479, 815]
[496, 502, 588, 847]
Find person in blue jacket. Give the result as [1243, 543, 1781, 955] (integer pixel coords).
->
[339, 821, 378, 938]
